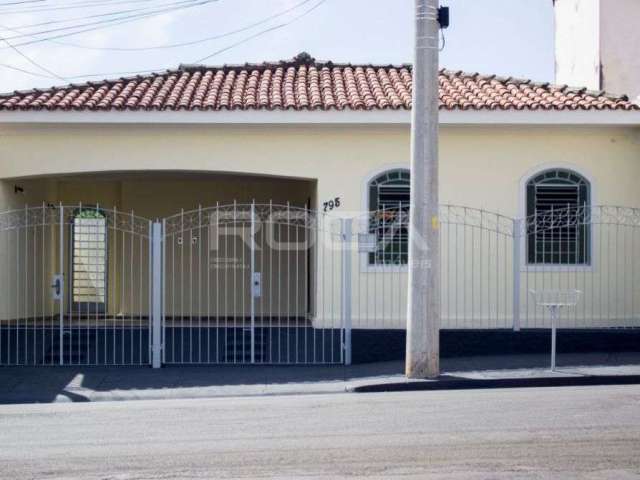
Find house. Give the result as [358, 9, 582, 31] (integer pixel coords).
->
[1, 4, 640, 367]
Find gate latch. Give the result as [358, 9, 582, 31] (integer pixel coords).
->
[252, 272, 262, 298]
[51, 274, 63, 301]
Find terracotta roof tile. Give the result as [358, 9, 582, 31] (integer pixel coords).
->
[1, 53, 637, 112]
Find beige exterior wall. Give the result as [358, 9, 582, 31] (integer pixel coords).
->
[0, 178, 57, 322]
[0, 123, 639, 329]
[2, 124, 640, 214]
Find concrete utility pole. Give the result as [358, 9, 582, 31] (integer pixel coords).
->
[406, 0, 440, 379]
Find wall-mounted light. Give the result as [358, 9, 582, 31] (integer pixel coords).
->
[14, 185, 24, 195]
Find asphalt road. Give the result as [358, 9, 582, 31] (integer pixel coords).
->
[1, 385, 640, 479]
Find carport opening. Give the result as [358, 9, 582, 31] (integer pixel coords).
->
[0, 171, 318, 324]
[0, 171, 334, 365]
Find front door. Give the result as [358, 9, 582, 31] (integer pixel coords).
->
[71, 208, 107, 314]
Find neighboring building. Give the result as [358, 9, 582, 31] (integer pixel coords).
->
[0, 52, 639, 367]
[554, 0, 640, 101]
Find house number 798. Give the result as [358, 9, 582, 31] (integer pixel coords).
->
[323, 197, 341, 212]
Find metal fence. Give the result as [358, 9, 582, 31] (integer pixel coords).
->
[1, 202, 638, 367]
[346, 204, 640, 333]
[347, 205, 515, 331]
[519, 205, 640, 329]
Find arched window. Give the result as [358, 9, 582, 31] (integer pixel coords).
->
[368, 169, 410, 266]
[72, 207, 108, 313]
[526, 168, 591, 265]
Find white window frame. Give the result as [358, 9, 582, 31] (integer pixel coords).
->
[360, 165, 410, 273]
[518, 163, 596, 272]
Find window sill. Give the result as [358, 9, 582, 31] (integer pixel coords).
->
[521, 264, 594, 273]
[361, 265, 409, 274]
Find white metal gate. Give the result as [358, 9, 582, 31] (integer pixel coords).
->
[161, 203, 343, 364]
[0, 205, 152, 365]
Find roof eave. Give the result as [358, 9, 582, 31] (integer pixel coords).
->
[0, 109, 639, 126]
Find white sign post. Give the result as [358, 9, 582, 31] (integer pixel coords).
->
[529, 289, 581, 371]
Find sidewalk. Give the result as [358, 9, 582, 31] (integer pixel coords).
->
[1, 352, 640, 404]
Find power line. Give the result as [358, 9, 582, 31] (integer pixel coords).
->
[69, 67, 165, 79]
[60, 0, 326, 79]
[0, 0, 182, 14]
[1, 1, 213, 49]
[30, 0, 313, 52]
[0, 62, 57, 79]
[11, 0, 316, 51]
[0, 0, 44, 6]
[66, 0, 327, 77]
[194, 0, 327, 63]
[1, 0, 328, 83]
[1, 0, 210, 43]
[0, 33, 66, 80]
[4, 0, 206, 31]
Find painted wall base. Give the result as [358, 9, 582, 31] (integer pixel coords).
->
[163, 327, 342, 364]
[2, 326, 639, 366]
[0, 327, 342, 365]
[0, 327, 150, 365]
[351, 328, 640, 364]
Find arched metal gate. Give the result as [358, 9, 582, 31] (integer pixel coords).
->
[0, 203, 343, 366]
[160, 203, 343, 364]
[0, 205, 152, 365]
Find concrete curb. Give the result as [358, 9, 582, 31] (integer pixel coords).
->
[350, 374, 640, 393]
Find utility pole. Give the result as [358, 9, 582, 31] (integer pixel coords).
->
[406, 0, 442, 379]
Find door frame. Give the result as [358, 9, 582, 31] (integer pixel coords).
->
[69, 206, 108, 315]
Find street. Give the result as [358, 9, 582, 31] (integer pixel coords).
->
[1, 385, 639, 479]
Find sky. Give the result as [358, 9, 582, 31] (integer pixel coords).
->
[0, 0, 555, 92]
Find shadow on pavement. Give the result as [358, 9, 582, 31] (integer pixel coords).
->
[1, 351, 640, 404]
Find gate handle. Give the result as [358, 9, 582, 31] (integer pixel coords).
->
[51, 277, 61, 297]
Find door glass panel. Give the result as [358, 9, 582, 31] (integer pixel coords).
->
[72, 210, 107, 312]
